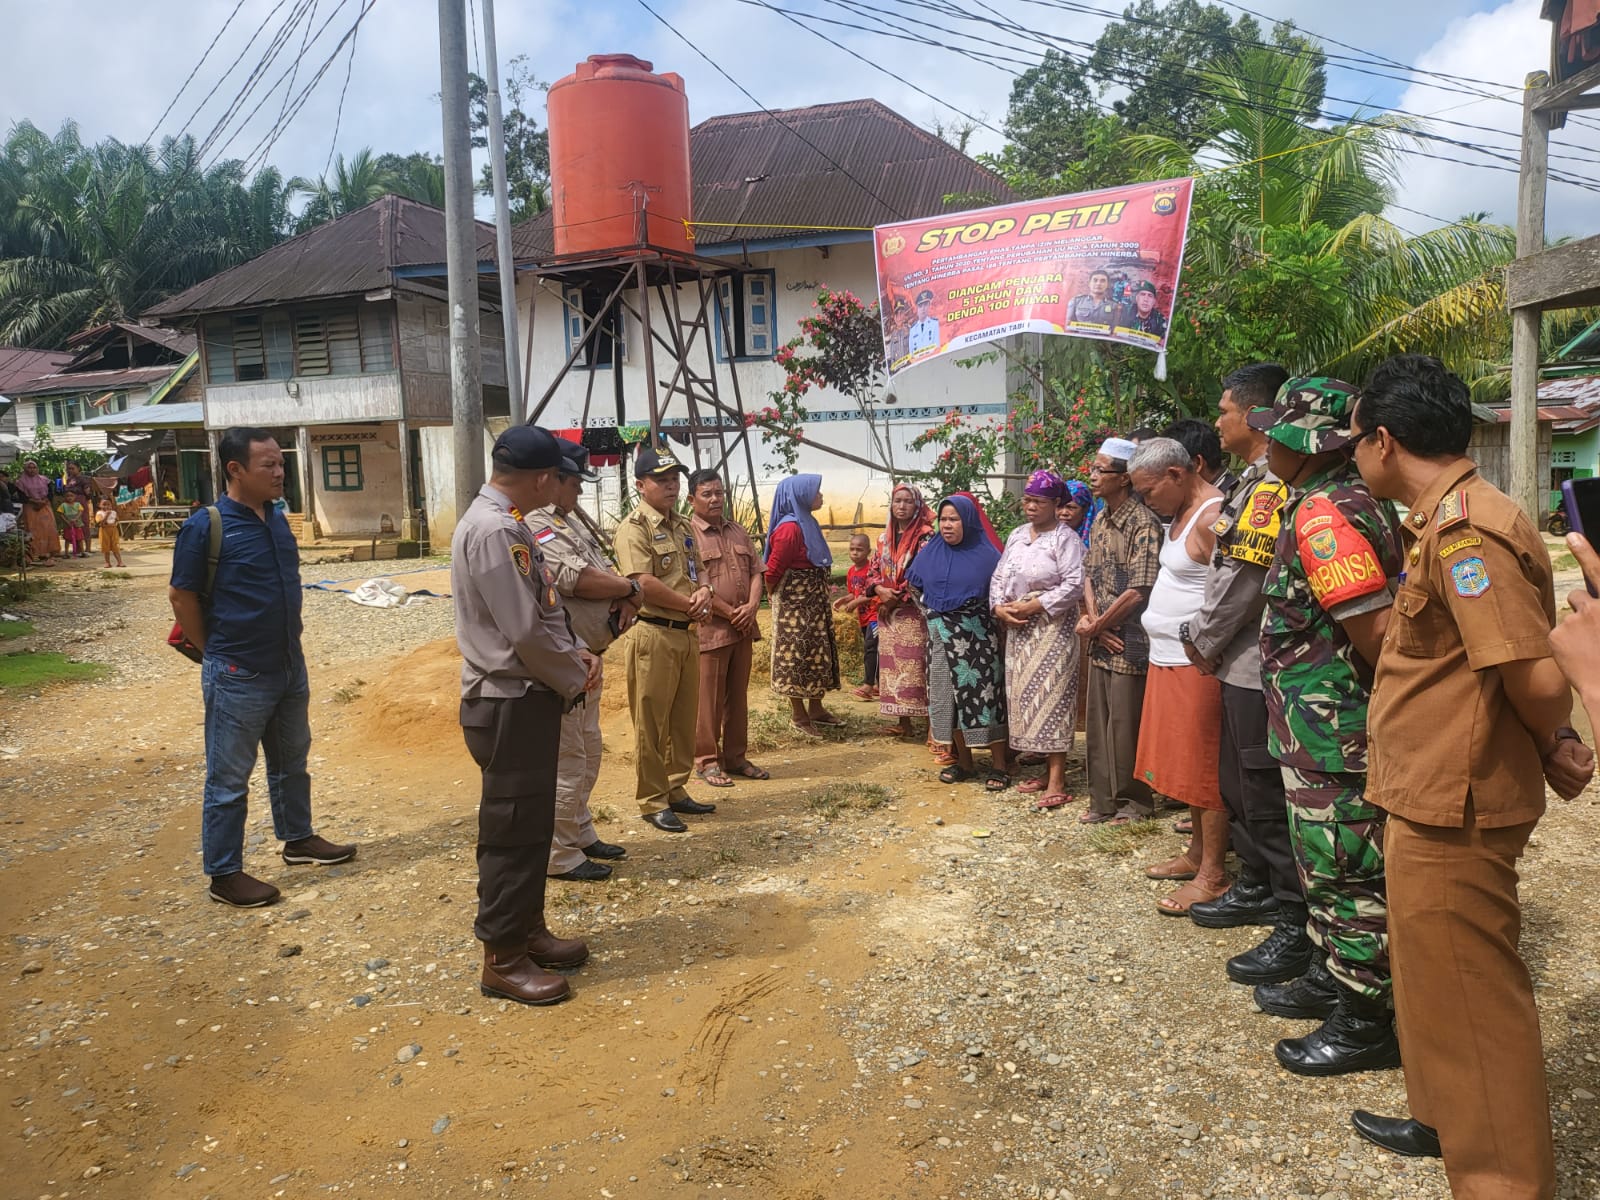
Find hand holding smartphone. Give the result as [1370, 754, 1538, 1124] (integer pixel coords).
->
[1561, 479, 1600, 597]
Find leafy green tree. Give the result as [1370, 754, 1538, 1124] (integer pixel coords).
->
[468, 56, 550, 221]
[292, 148, 394, 231]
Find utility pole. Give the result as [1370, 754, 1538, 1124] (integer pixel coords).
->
[439, 0, 484, 521]
[1509, 72, 1549, 524]
[480, 0, 524, 418]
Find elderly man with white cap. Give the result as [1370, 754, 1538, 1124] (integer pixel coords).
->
[1075, 436, 1165, 823]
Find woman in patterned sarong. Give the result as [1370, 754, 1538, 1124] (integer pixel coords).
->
[910, 494, 1011, 790]
[763, 474, 841, 735]
[868, 484, 935, 740]
[993, 470, 1086, 809]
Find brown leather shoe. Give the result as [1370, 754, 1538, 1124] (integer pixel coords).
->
[480, 945, 570, 1006]
[282, 835, 357, 866]
[528, 919, 589, 969]
[208, 871, 281, 908]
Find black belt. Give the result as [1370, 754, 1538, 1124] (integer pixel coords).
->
[637, 615, 692, 631]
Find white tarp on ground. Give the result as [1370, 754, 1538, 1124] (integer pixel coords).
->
[345, 578, 418, 608]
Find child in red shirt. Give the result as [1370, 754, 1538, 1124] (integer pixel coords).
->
[835, 533, 880, 699]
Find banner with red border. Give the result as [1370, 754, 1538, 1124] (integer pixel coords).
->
[873, 177, 1194, 376]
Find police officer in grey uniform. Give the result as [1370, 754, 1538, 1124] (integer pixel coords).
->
[528, 437, 639, 882]
[450, 425, 600, 1006]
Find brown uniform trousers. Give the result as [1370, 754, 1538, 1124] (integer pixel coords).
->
[696, 639, 752, 772]
[1370, 463, 1559, 1199]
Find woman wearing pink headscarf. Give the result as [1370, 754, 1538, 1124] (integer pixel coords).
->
[869, 484, 936, 740]
[15, 460, 60, 563]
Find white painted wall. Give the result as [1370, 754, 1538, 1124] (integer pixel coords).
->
[306, 423, 407, 537]
[0, 383, 164, 463]
[516, 239, 1012, 530]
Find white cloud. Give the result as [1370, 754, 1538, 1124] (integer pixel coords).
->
[1384, 0, 1600, 237]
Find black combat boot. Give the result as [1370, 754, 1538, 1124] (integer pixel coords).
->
[1190, 871, 1279, 929]
[1274, 987, 1401, 1077]
[1253, 952, 1338, 1019]
[1225, 903, 1313, 984]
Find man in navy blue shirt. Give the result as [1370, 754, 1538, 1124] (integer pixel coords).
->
[170, 427, 355, 908]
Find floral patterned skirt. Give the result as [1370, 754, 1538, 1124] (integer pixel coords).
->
[770, 567, 840, 699]
[927, 598, 1007, 746]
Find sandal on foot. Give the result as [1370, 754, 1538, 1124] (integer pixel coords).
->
[1079, 811, 1114, 824]
[938, 765, 973, 784]
[1156, 877, 1232, 917]
[1017, 777, 1048, 794]
[984, 772, 1010, 792]
[1145, 853, 1200, 881]
[1172, 817, 1193, 835]
[697, 765, 736, 789]
[811, 711, 846, 727]
[851, 684, 876, 699]
[1034, 793, 1073, 810]
[730, 762, 770, 780]
[878, 724, 911, 738]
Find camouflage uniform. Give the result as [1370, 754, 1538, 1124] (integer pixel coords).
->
[1255, 380, 1404, 1000]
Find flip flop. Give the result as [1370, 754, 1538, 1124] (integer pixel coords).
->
[938, 765, 973, 784]
[1156, 877, 1232, 917]
[1172, 817, 1193, 834]
[1079, 811, 1114, 824]
[697, 765, 736, 789]
[1034, 793, 1073, 810]
[1017, 777, 1048, 794]
[851, 685, 876, 699]
[729, 762, 770, 780]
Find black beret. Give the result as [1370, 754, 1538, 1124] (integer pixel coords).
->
[491, 425, 562, 470]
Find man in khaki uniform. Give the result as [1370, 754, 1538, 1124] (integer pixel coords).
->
[1348, 354, 1595, 1196]
[450, 425, 600, 1006]
[687, 468, 768, 788]
[527, 437, 640, 881]
[614, 442, 715, 833]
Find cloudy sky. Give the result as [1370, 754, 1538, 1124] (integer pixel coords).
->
[3, 0, 1596, 236]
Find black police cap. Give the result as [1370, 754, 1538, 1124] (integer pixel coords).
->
[491, 425, 562, 470]
[556, 436, 598, 481]
[634, 441, 687, 479]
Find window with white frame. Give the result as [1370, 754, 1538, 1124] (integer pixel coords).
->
[563, 287, 628, 370]
[715, 270, 778, 361]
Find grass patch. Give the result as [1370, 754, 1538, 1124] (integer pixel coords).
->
[98, 570, 134, 581]
[1084, 818, 1165, 857]
[805, 781, 894, 820]
[592, 805, 616, 826]
[331, 678, 366, 704]
[747, 703, 878, 752]
[0, 651, 108, 690]
[1552, 552, 1578, 573]
[0, 619, 35, 639]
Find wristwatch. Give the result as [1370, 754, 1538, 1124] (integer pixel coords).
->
[627, 578, 643, 602]
[1178, 620, 1194, 646]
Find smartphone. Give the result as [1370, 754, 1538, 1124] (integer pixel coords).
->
[1562, 477, 1600, 597]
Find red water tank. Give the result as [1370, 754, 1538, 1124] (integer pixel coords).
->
[547, 54, 693, 256]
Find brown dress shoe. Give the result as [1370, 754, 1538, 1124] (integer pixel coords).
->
[480, 945, 570, 1006]
[208, 871, 281, 908]
[528, 919, 589, 969]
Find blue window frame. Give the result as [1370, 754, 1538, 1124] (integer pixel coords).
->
[715, 270, 778, 362]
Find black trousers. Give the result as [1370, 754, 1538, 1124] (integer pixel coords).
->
[462, 688, 563, 946]
[863, 624, 880, 687]
[1219, 682, 1302, 907]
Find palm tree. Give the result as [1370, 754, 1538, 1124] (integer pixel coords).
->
[292, 148, 392, 231]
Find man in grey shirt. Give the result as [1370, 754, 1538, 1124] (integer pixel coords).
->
[1180, 364, 1312, 992]
[451, 424, 599, 1007]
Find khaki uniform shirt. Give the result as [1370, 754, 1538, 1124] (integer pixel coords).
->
[692, 513, 761, 652]
[528, 504, 621, 654]
[613, 502, 701, 621]
[450, 484, 588, 702]
[1368, 462, 1556, 828]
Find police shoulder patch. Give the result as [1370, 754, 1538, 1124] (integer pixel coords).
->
[510, 543, 532, 576]
[1450, 555, 1491, 598]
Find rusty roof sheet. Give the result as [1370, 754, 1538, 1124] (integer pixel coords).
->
[145, 195, 498, 320]
[1537, 374, 1600, 408]
[0, 347, 75, 395]
[513, 98, 1016, 260]
[6, 364, 185, 397]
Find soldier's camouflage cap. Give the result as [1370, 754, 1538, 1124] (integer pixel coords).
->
[1247, 376, 1359, 455]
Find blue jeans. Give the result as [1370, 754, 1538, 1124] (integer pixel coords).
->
[201, 656, 314, 876]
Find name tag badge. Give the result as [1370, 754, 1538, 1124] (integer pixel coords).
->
[653, 532, 668, 542]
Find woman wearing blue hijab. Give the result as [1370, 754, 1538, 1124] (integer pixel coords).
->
[764, 473, 841, 734]
[907, 494, 1011, 788]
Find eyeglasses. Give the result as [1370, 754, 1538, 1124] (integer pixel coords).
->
[1089, 464, 1126, 475]
[1348, 428, 1378, 448]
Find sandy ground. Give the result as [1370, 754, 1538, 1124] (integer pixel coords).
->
[3, 550, 1599, 1200]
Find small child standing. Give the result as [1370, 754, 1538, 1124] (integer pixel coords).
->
[58, 496, 87, 558]
[834, 532, 880, 700]
[95, 498, 125, 568]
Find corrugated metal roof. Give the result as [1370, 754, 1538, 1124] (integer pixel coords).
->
[145, 195, 498, 320]
[1538, 375, 1600, 407]
[65, 321, 196, 356]
[513, 99, 1016, 260]
[78, 401, 204, 429]
[0, 347, 75, 394]
[6, 363, 183, 397]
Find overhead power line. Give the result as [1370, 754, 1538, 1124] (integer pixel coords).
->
[142, 0, 252, 146]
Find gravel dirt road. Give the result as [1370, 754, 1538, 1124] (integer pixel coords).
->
[3, 550, 1597, 1199]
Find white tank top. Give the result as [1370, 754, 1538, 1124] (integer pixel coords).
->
[1142, 496, 1223, 668]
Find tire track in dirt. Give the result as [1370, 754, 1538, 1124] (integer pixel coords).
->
[681, 968, 787, 1101]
